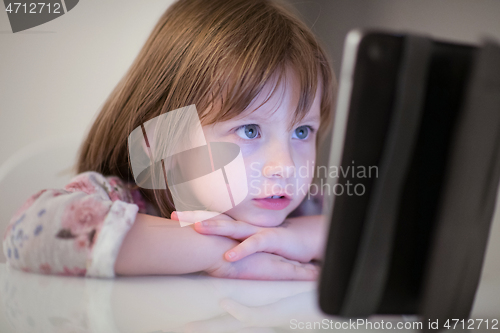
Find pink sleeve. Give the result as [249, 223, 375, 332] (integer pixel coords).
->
[2, 171, 144, 278]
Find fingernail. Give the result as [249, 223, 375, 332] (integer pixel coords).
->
[202, 221, 209, 226]
[171, 211, 177, 220]
[226, 251, 235, 259]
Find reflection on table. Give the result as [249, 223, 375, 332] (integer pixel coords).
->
[3, 263, 490, 333]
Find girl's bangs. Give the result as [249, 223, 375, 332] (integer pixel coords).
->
[199, 51, 322, 133]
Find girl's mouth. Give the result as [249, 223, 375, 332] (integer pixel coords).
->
[252, 195, 291, 210]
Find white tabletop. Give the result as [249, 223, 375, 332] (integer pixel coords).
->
[0, 263, 498, 333]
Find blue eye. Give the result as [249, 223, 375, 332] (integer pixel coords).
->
[293, 126, 310, 140]
[236, 124, 260, 139]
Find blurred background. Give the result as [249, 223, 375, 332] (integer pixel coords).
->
[1, 0, 500, 296]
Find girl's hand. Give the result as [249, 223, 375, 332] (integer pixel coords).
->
[172, 211, 326, 263]
[205, 251, 319, 281]
[198, 218, 320, 263]
[171, 211, 319, 280]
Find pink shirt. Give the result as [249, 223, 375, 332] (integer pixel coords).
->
[2, 171, 156, 278]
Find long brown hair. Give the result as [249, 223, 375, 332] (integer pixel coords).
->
[77, 0, 336, 218]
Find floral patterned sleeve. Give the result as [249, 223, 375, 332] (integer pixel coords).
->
[2, 171, 152, 278]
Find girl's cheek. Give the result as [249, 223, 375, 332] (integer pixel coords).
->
[240, 144, 264, 176]
[294, 152, 316, 188]
[245, 160, 263, 188]
[293, 141, 316, 163]
[238, 141, 261, 158]
[292, 135, 316, 150]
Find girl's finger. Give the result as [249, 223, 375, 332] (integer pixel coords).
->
[234, 253, 319, 281]
[224, 231, 278, 261]
[269, 259, 319, 281]
[194, 220, 260, 239]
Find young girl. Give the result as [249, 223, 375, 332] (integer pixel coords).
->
[2, 0, 335, 280]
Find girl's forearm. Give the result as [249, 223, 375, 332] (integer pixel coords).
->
[114, 213, 238, 276]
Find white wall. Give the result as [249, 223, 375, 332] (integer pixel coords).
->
[0, 0, 176, 169]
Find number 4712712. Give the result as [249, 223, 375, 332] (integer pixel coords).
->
[5, 2, 62, 14]
[444, 319, 498, 330]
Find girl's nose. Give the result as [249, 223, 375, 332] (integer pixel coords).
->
[262, 141, 295, 179]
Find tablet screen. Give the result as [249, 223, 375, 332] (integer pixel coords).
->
[378, 41, 475, 314]
[319, 31, 476, 315]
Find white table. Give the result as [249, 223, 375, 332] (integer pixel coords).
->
[0, 263, 498, 333]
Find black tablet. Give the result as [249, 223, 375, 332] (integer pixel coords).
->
[319, 29, 500, 328]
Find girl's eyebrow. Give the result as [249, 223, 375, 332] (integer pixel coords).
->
[299, 113, 320, 124]
[230, 111, 320, 124]
[232, 113, 268, 123]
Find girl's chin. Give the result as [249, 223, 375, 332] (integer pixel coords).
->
[231, 210, 289, 227]
[225, 200, 300, 226]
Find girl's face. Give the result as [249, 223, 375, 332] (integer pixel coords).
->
[202, 73, 322, 227]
